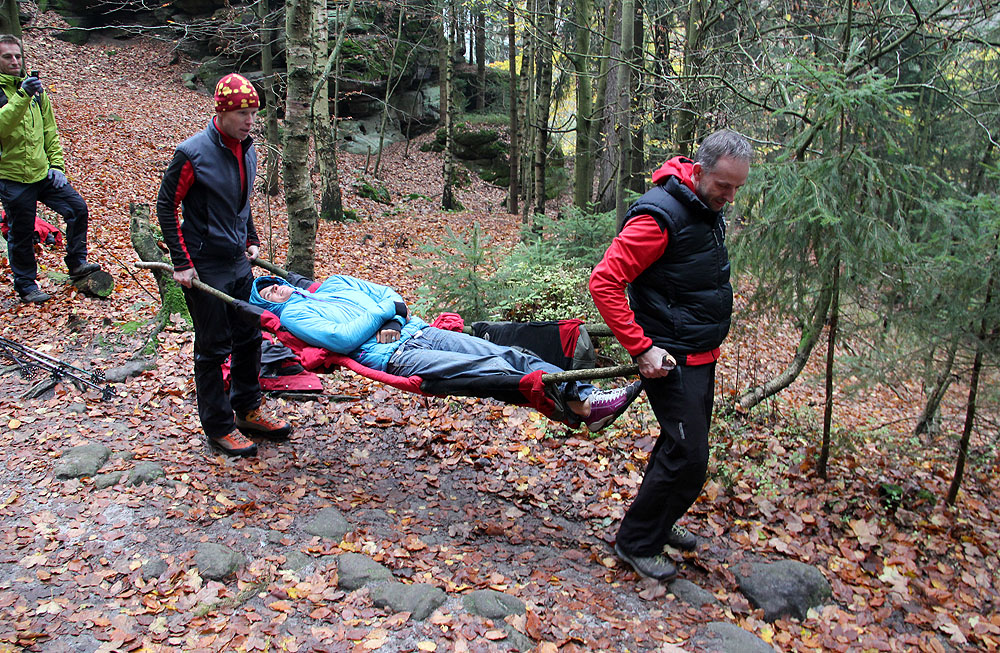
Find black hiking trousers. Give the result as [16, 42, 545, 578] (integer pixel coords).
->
[615, 362, 715, 557]
[0, 176, 90, 297]
[183, 254, 262, 439]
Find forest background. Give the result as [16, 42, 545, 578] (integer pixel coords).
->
[0, 0, 997, 650]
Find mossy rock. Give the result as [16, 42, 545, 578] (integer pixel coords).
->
[55, 28, 91, 45]
[422, 125, 508, 163]
[454, 126, 500, 149]
[354, 179, 392, 205]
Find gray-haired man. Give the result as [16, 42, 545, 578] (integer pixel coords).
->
[590, 130, 753, 581]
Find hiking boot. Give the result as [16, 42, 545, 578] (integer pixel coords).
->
[615, 543, 677, 581]
[19, 288, 50, 304]
[235, 405, 292, 441]
[209, 431, 258, 458]
[665, 523, 698, 551]
[585, 381, 643, 432]
[68, 261, 100, 279]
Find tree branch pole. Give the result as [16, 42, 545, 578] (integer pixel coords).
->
[136, 262, 635, 384]
[134, 261, 237, 305]
[540, 364, 638, 384]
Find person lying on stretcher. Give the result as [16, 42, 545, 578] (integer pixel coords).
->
[249, 274, 641, 431]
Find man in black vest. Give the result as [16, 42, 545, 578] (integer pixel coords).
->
[157, 73, 291, 458]
[590, 130, 752, 580]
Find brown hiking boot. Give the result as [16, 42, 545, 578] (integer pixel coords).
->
[209, 431, 258, 458]
[235, 405, 292, 441]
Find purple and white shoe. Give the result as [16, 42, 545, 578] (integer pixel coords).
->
[585, 380, 643, 431]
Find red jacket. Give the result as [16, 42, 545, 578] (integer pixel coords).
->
[589, 157, 727, 366]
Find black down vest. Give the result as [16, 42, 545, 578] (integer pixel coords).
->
[622, 176, 733, 356]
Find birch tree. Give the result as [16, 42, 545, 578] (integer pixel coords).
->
[283, 0, 320, 276]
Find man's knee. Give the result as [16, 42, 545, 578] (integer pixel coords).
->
[46, 185, 88, 222]
[64, 194, 88, 222]
[232, 327, 262, 352]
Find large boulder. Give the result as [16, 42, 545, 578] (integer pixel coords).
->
[389, 85, 439, 137]
[338, 116, 406, 155]
[733, 560, 832, 622]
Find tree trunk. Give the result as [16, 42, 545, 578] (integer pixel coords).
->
[628, 7, 645, 196]
[438, 7, 448, 127]
[914, 341, 957, 438]
[571, 0, 594, 209]
[312, 0, 343, 222]
[594, 0, 621, 214]
[506, 3, 520, 215]
[948, 338, 985, 505]
[0, 0, 20, 37]
[676, 0, 705, 157]
[613, 0, 634, 223]
[259, 0, 281, 196]
[518, 9, 535, 224]
[948, 249, 998, 504]
[532, 0, 555, 217]
[129, 203, 188, 323]
[475, 10, 486, 111]
[736, 281, 834, 411]
[441, 2, 458, 210]
[284, 0, 320, 277]
[817, 256, 840, 479]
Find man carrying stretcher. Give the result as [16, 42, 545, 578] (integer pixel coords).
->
[249, 274, 642, 431]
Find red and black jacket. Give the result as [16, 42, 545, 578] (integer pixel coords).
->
[156, 118, 260, 271]
[590, 157, 732, 364]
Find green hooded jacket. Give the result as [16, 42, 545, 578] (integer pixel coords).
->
[0, 72, 64, 183]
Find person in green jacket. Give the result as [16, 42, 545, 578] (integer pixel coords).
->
[0, 34, 101, 304]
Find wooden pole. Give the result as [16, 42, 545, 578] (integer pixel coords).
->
[134, 262, 633, 385]
[134, 261, 236, 305]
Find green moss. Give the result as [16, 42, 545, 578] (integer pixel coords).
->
[341, 38, 389, 81]
[162, 285, 192, 326]
[354, 179, 392, 204]
[118, 320, 144, 335]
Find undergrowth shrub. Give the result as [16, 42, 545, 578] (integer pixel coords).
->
[410, 208, 617, 324]
[410, 223, 501, 321]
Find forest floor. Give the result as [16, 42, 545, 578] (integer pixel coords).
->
[0, 18, 997, 653]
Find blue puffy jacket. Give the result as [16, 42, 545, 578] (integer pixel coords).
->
[249, 274, 427, 370]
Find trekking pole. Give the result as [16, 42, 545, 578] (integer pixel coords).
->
[0, 337, 115, 400]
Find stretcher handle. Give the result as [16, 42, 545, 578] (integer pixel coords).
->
[540, 355, 672, 384]
[135, 261, 237, 305]
[541, 364, 639, 384]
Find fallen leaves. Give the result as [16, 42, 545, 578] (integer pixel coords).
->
[0, 20, 994, 653]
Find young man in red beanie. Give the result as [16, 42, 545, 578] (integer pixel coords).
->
[157, 73, 291, 457]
